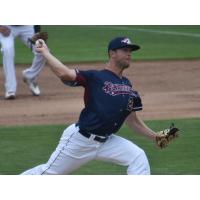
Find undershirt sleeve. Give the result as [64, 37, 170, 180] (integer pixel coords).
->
[61, 69, 94, 87]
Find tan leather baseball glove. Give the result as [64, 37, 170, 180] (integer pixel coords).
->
[155, 123, 180, 149]
[28, 32, 48, 45]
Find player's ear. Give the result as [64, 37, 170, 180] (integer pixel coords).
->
[108, 50, 116, 58]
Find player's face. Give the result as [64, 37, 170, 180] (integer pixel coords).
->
[113, 48, 132, 69]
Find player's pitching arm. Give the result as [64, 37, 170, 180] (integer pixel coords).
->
[126, 112, 156, 141]
[35, 39, 76, 81]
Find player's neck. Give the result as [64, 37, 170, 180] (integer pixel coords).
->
[105, 62, 124, 78]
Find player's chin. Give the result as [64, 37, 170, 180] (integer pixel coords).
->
[121, 62, 130, 69]
[117, 60, 130, 69]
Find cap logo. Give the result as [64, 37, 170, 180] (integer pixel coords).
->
[121, 38, 132, 44]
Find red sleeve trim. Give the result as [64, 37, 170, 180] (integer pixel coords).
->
[75, 70, 87, 87]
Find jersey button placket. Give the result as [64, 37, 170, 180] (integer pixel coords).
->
[122, 81, 126, 98]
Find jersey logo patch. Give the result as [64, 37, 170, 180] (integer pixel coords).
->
[103, 81, 136, 96]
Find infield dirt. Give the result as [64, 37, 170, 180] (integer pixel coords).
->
[0, 60, 200, 125]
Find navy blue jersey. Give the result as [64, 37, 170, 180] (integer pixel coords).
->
[63, 69, 142, 136]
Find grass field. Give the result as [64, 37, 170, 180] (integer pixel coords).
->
[1, 25, 200, 64]
[0, 118, 199, 175]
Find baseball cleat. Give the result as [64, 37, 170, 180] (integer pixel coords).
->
[5, 91, 16, 100]
[22, 73, 41, 96]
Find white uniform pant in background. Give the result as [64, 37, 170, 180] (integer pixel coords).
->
[0, 25, 45, 94]
[21, 124, 150, 175]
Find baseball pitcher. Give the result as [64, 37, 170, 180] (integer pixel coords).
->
[21, 37, 179, 175]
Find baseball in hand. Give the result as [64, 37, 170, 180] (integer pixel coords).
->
[35, 39, 44, 48]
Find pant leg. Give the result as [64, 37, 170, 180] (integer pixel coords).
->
[96, 134, 151, 175]
[18, 26, 46, 81]
[0, 31, 16, 93]
[21, 124, 98, 175]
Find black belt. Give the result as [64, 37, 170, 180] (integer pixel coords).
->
[79, 130, 108, 143]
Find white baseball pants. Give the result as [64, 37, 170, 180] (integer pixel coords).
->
[0, 25, 45, 94]
[21, 124, 150, 175]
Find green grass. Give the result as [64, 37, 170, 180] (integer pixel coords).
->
[1, 25, 200, 64]
[0, 118, 199, 175]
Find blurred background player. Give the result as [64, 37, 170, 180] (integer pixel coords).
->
[0, 25, 46, 99]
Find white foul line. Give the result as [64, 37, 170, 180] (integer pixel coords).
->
[109, 26, 200, 38]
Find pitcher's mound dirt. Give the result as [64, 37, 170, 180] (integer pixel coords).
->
[0, 60, 200, 125]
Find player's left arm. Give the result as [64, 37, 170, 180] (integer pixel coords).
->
[126, 112, 180, 149]
[125, 112, 156, 141]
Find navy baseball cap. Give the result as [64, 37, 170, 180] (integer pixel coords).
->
[108, 37, 140, 52]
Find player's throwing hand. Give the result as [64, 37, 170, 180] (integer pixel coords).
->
[35, 39, 48, 53]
